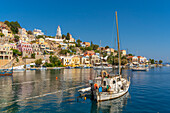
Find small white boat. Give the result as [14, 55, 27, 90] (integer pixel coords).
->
[93, 66, 112, 70]
[53, 67, 61, 70]
[132, 67, 149, 71]
[78, 87, 91, 96]
[38, 67, 47, 70]
[13, 68, 25, 72]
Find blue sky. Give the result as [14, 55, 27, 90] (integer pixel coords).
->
[1, 0, 170, 61]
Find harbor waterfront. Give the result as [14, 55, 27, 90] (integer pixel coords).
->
[0, 67, 170, 112]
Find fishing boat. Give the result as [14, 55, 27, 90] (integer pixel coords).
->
[65, 66, 74, 69]
[90, 11, 130, 102]
[30, 68, 36, 70]
[0, 69, 13, 76]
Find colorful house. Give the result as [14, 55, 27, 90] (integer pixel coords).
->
[70, 56, 80, 67]
[0, 44, 13, 67]
[33, 29, 44, 37]
[61, 56, 72, 66]
[83, 42, 90, 47]
[105, 48, 115, 55]
[121, 50, 126, 56]
[17, 42, 33, 57]
[84, 51, 95, 57]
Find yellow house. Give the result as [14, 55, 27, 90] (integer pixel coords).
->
[38, 38, 45, 44]
[7, 31, 13, 37]
[71, 56, 80, 67]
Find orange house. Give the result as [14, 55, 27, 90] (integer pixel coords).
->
[84, 51, 95, 56]
[83, 42, 90, 47]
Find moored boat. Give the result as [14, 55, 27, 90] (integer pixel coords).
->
[132, 67, 149, 71]
[90, 11, 130, 102]
[0, 69, 13, 76]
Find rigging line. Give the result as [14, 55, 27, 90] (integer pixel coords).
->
[0, 84, 88, 106]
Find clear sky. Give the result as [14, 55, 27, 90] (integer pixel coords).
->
[1, 0, 170, 61]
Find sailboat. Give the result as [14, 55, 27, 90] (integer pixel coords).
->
[90, 11, 130, 102]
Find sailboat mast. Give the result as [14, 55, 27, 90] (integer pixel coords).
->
[115, 11, 121, 75]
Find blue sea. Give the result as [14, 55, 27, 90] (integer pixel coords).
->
[0, 67, 170, 113]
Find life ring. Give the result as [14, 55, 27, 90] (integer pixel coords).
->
[101, 70, 108, 78]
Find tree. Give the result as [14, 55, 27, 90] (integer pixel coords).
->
[66, 33, 70, 40]
[105, 46, 109, 49]
[121, 59, 128, 65]
[0, 33, 4, 37]
[11, 49, 22, 56]
[93, 44, 99, 50]
[27, 30, 33, 35]
[76, 39, 82, 43]
[107, 55, 115, 65]
[128, 54, 133, 56]
[31, 53, 35, 58]
[155, 60, 158, 64]
[35, 59, 42, 66]
[62, 34, 66, 39]
[36, 35, 44, 39]
[114, 58, 119, 65]
[14, 35, 20, 42]
[150, 59, 155, 64]
[159, 60, 163, 64]
[49, 55, 62, 67]
[4, 21, 21, 34]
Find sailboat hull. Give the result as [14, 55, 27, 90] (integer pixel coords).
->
[93, 83, 130, 102]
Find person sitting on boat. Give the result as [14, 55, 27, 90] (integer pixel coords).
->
[94, 83, 99, 90]
[107, 85, 111, 92]
[99, 85, 102, 93]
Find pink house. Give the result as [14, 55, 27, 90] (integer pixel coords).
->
[17, 42, 33, 57]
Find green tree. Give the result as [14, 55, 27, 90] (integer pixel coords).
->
[4, 21, 21, 34]
[27, 30, 33, 35]
[105, 46, 109, 49]
[49, 55, 62, 67]
[66, 33, 70, 40]
[93, 44, 99, 50]
[14, 35, 20, 42]
[76, 43, 81, 47]
[128, 54, 133, 56]
[62, 34, 66, 39]
[150, 59, 155, 64]
[35, 59, 42, 66]
[107, 55, 115, 65]
[11, 49, 22, 56]
[76, 39, 82, 43]
[159, 60, 163, 64]
[31, 53, 35, 58]
[0, 33, 4, 37]
[121, 59, 128, 65]
[36, 35, 44, 39]
[155, 60, 158, 64]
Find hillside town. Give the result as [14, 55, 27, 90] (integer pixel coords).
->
[0, 21, 161, 69]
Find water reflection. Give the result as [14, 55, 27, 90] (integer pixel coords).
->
[0, 69, 131, 112]
[91, 92, 130, 113]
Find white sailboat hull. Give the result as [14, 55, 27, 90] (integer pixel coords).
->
[93, 82, 130, 102]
